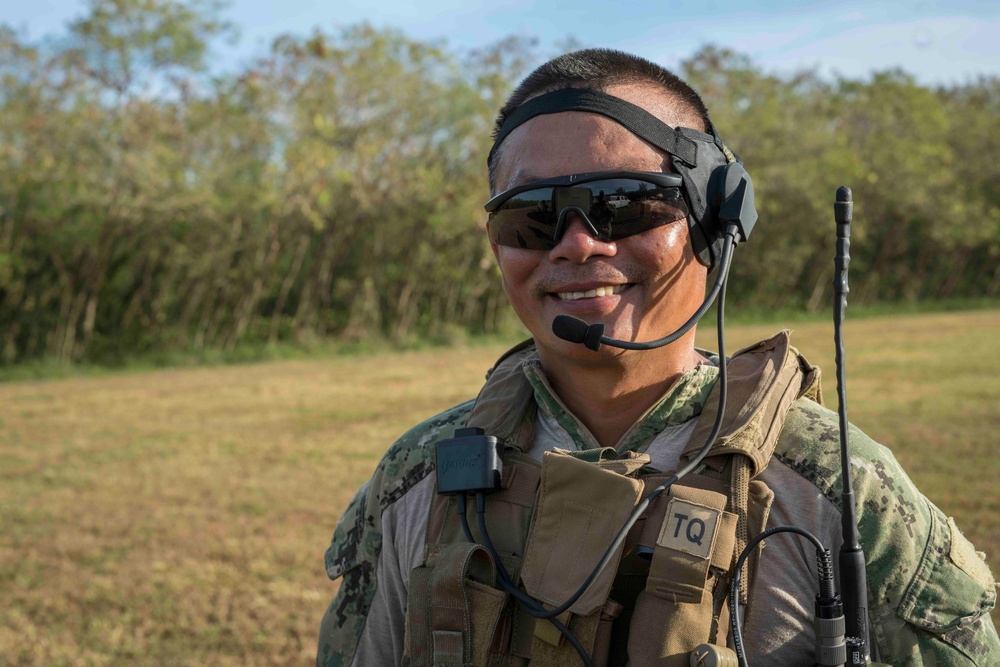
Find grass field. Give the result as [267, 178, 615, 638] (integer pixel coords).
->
[2, 309, 998, 666]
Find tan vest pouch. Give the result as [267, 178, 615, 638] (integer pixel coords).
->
[628, 485, 738, 667]
[405, 542, 508, 667]
[519, 451, 642, 665]
[422, 459, 543, 663]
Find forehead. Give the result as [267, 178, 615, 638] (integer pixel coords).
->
[494, 84, 678, 191]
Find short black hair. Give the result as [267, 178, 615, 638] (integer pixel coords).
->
[488, 48, 711, 193]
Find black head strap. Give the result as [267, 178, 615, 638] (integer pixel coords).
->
[490, 88, 702, 167]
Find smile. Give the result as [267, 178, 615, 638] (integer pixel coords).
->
[555, 284, 628, 301]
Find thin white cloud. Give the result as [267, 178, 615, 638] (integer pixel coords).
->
[630, 11, 999, 85]
[729, 24, 818, 52]
[759, 16, 1000, 83]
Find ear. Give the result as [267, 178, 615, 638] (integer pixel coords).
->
[488, 239, 514, 295]
[489, 235, 503, 270]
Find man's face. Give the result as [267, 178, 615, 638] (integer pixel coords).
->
[490, 84, 708, 364]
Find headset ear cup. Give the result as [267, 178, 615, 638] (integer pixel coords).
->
[673, 130, 757, 267]
[686, 214, 716, 269]
[696, 163, 758, 266]
[715, 163, 758, 242]
[697, 164, 730, 266]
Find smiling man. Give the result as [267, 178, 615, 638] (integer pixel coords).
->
[486, 80, 711, 451]
[318, 49, 998, 666]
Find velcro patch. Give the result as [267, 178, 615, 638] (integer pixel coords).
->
[656, 498, 721, 560]
[949, 516, 996, 591]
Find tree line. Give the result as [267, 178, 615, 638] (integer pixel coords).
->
[1, 0, 997, 365]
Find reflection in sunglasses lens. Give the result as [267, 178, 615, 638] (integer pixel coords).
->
[488, 179, 688, 250]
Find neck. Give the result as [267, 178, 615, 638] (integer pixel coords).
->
[538, 334, 705, 449]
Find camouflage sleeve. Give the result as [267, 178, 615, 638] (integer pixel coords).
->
[777, 399, 1000, 666]
[317, 479, 377, 667]
[316, 400, 475, 667]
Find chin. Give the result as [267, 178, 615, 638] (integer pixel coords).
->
[537, 332, 627, 363]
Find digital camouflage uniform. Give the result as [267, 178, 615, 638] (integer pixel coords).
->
[318, 342, 999, 666]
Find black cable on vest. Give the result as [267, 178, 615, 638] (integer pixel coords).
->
[472, 230, 736, 634]
[457, 494, 594, 666]
[729, 526, 832, 667]
[456, 492, 476, 543]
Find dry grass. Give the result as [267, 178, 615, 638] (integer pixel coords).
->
[2, 310, 998, 665]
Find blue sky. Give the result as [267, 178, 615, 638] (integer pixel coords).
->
[8, 0, 999, 85]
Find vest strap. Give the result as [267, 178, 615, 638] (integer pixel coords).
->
[646, 485, 736, 604]
[683, 330, 816, 477]
[730, 454, 753, 606]
[467, 340, 537, 450]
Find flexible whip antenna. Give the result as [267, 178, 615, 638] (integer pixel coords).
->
[834, 186, 871, 666]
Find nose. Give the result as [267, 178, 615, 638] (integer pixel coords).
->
[548, 213, 617, 264]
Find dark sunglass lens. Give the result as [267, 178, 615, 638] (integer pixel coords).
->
[607, 189, 688, 240]
[582, 180, 686, 240]
[487, 178, 689, 248]
[487, 187, 558, 250]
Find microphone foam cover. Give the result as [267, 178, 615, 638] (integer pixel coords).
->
[552, 315, 589, 343]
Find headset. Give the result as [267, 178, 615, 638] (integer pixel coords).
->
[437, 88, 879, 667]
[489, 87, 756, 270]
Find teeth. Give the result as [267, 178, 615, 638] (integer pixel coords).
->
[557, 285, 625, 300]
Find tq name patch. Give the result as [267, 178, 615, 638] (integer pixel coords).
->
[656, 498, 722, 560]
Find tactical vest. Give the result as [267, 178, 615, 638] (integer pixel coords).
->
[403, 332, 822, 667]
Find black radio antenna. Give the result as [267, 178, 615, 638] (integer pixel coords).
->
[834, 186, 871, 666]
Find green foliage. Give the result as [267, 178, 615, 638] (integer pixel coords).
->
[682, 49, 1000, 312]
[67, 0, 232, 94]
[0, 4, 997, 366]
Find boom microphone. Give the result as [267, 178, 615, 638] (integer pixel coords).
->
[552, 315, 605, 351]
[552, 315, 669, 352]
[552, 226, 739, 353]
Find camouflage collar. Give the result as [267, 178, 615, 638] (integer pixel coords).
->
[522, 358, 719, 453]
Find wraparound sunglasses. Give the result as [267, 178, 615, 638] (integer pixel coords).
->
[485, 171, 688, 250]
